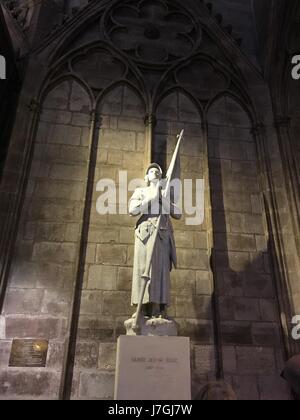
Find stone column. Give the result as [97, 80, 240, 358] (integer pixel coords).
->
[60, 108, 99, 400]
[0, 97, 41, 310]
[253, 122, 300, 357]
[202, 118, 224, 380]
[274, 115, 300, 251]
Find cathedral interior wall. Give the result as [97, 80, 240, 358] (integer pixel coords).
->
[0, 0, 299, 400]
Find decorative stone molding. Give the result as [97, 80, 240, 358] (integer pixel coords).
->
[175, 58, 230, 101]
[5, 0, 31, 31]
[144, 113, 157, 127]
[28, 98, 41, 113]
[102, 0, 201, 65]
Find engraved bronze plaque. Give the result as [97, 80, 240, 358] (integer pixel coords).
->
[9, 339, 48, 367]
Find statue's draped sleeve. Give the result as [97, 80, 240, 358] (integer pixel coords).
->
[129, 188, 144, 216]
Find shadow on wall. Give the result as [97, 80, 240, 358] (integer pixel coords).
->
[189, 246, 291, 400]
[207, 106, 291, 399]
[190, 95, 291, 400]
[151, 92, 291, 400]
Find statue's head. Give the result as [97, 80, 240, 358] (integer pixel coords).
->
[145, 163, 163, 185]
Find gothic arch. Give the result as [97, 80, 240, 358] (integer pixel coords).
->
[1, 0, 296, 401]
[152, 53, 256, 126]
[40, 75, 93, 112]
[67, 82, 147, 397]
[95, 80, 146, 114]
[153, 86, 204, 122]
[38, 41, 147, 112]
[206, 93, 288, 379]
[31, 0, 267, 125]
[206, 92, 255, 127]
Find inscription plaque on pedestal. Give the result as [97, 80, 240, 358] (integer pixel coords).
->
[114, 336, 191, 400]
[9, 339, 48, 367]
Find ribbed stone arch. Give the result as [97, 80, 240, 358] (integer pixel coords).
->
[69, 82, 147, 399]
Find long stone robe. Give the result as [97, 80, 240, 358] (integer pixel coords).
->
[129, 187, 178, 306]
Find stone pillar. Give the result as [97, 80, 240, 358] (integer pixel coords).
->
[253, 122, 300, 357]
[203, 118, 224, 381]
[0, 97, 41, 310]
[60, 108, 99, 400]
[274, 116, 300, 251]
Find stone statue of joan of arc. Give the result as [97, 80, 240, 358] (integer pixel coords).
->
[129, 162, 181, 319]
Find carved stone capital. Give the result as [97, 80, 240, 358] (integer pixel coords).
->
[251, 123, 265, 136]
[28, 98, 41, 113]
[144, 113, 157, 127]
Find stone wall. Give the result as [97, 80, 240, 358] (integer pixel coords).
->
[0, 7, 20, 235]
[0, 0, 297, 400]
[290, 78, 300, 185]
[154, 91, 214, 392]
[72, 85, 146, 399]
[208, 96, 290, 399]
[0, 79, 91, 399]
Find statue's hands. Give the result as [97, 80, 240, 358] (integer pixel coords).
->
[160, 195, 171, 214]
[149, 182, 161, 201]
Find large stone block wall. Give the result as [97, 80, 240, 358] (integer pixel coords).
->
[267, 74, 300, 331]
[207, 96, 290, 400]
[0, 0, 298, 401]
[0, 81, 293, 400]
[70, 88, 217, 399]
[71, 85, 146, 399]
[154, 92, 215, 391]
[0, 80, 91, 399]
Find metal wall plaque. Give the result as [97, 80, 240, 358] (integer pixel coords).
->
[9, 339, 48, 367]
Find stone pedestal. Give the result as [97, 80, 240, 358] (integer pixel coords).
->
[114, 335, 191, 400]
[124, 316, 178, 336]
